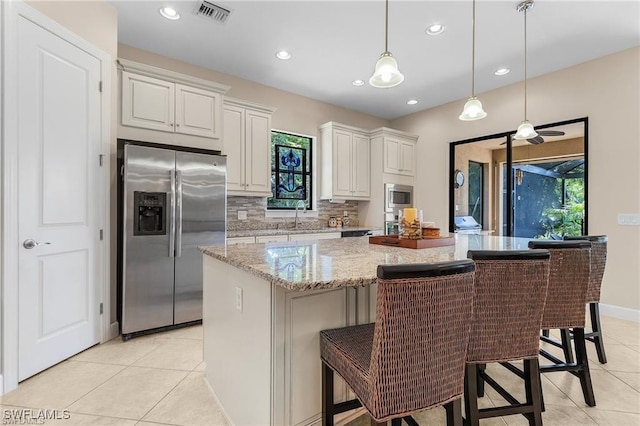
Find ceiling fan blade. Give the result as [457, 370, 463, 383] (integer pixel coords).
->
[537, 130, 565, 136]
[527, 136, 545, 144]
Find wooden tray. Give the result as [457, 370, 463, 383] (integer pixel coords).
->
[369, 234, 455, 249]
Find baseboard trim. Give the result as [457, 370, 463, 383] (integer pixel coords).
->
[599, 303, 640, 323]
[109, 321, 120, 341]
[204, 374, 233, 425]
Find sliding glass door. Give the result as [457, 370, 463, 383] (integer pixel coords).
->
[449, 117, 588, 238]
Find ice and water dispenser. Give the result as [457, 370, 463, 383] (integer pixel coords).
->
[133, 191, 167, 236]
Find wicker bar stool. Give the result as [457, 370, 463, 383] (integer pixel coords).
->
[320, 260, 476, 426]
[564, 235, 608, 363]
[528, 240, 596, 407]
[464, 250, 550, 426]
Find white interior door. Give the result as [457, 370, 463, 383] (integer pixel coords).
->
[17, 15, 102, 381]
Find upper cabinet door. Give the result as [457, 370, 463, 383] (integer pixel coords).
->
[244, 110, 272, 194]
[352, 133, 370, 197]
[383, 137, 401, 174]
[122, 71, 175, 132]
[399, 140, 416, 176]
[333, 129, 354, 197]
[223, 105, 245, 192]
[175, 84, 221, 138]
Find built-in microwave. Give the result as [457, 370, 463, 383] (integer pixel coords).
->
[385, 183, 413, 213]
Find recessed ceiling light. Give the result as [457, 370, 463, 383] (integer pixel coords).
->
[426, 23, 445, 36]
[407, 99, 418, 105]
[159, 7, 180, 20]
[275, 50, 292, 60]
[494, 68, 511, 76]
[352, 79, 365, 86]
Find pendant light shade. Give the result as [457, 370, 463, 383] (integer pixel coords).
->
[513, 0, 538, 140]
[369, 0, 404, 88]
[459, 0, 486, 121]
[459, 97, 487, 121]
[514, 120, 537, 139]
[369, 52, 404, 88]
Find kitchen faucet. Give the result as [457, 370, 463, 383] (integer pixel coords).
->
[294, 200, 306, 229]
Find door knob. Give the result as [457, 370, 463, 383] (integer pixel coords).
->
[23, 239, 51, 249]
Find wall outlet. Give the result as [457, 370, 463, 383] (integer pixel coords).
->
[237, 210, 247, 220]
[235, 287, 243, 312]
[617, 213, 640, 226]
[343, 210, 349, 217]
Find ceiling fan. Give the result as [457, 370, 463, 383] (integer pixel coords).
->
[501, 129, 566, 145]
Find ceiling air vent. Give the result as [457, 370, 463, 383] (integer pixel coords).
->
[196, 1, 231, 23]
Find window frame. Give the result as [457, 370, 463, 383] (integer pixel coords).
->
[266, 129, 317, 216]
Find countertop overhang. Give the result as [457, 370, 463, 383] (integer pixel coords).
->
[201, 234, 533, 291]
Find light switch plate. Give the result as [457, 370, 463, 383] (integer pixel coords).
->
[235, 287, 243, 312]
[618, 213, 640, 226]
[237, 210, 247, 220]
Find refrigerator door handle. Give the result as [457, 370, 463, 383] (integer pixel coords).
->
[176, 170, 183, 258]
[169, 170, 176, 258]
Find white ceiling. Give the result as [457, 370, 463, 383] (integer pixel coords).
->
[111, 0, 640, 120]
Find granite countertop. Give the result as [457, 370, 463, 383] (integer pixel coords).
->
[227, 226, 380, 238]
[201, 234, 533, 291]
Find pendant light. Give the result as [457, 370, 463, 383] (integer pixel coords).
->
[459, 0, 487, 121]
[369, 0, 404, 88]
[514, 0, 538, 140]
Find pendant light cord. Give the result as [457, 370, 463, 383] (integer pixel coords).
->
[471, 0, 476, 97]
[384, 0, 389, 53]
[523, 4, 528, 119]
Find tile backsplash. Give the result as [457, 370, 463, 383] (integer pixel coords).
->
[227, 196, 359, 231]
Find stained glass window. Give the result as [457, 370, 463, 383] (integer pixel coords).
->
[268, 131, 313, 210]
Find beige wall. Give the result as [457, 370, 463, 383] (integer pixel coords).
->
[392, 47, 640, 311]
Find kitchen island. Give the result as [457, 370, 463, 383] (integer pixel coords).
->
[201, 234, 532, 425]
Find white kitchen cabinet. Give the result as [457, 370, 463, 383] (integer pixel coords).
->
[369, 127, 418, 177]
[319, 122, 370, 200]
[226, 236, 256, 245]
[287, 232, 342, 241]
[121, 70, 224, 139]
[255, 235, 289, 243]
[383, 135, 417, 176]
[224, 98, 276, 197]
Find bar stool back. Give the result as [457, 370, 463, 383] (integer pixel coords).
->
[528, 240, 596, 407]
[320, 260, 475, 425]
[564, 235, 608, 363]
[464, 250, 550, 426]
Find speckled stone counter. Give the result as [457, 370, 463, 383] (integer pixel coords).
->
[201, 234, 532, 291]
[226, 226, 379, 238]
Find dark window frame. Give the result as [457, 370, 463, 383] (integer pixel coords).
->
[268, 130, 313, 210]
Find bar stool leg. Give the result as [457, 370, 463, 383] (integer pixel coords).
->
[560, 329, 575, 364]
[476, 364, 486, 397]
[390, 419, 402, 426]
[523, 359, 543, 426]
[322, 362, 335, 426]
[590, 302, 608, 364]
[464, 364, 480, 426]
[444, 398, 463, 426]
[573, 328, 596, 407]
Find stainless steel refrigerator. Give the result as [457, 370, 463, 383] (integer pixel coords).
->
[119, 142, 226, 339]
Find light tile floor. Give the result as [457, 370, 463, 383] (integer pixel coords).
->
[0, 315, 638, 425]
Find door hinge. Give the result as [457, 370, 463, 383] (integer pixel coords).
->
[99, 154, 104, 166]
[99, 303, 103, 315]
[99, 81, 103, 92]
[99, 229, 104, 240]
